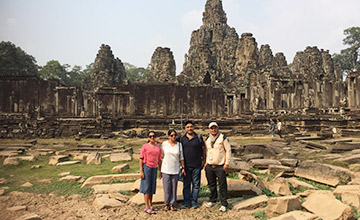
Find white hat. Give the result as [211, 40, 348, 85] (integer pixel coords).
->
[208, 122, 218, 128]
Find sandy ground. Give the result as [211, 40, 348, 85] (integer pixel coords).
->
[0, 191, 257, 220]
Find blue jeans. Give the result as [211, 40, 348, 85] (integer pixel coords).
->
[183, 167, 201, 206]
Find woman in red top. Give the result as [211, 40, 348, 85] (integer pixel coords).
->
[139, 131, 162, 214]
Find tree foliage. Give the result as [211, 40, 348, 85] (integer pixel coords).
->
[333, 27, 360, 75]
[0, 41, 38, 76]
[39, 60, 92, 87]
[124, 62, 150, 81]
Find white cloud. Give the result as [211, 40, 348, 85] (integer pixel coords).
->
[6, 17, 16, 26]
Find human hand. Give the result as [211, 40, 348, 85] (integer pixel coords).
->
[140, 171, 144, 179]
[223, 164, 229, 172]
[159, 172, 162, 179]
[182, 169, 186, 176]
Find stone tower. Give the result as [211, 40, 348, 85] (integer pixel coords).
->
[82, 44, 126, 91]
[178, 0, 239, 86]
[148, 47, 176, 82]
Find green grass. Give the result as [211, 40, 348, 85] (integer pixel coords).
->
[199, 184, 210, 198]
[252, 210, 267, 220]
[117, 190, 132, 196]
[297, 177, 332, 191]
[0, 136, 144, 197]
[289, 183, 308, 195]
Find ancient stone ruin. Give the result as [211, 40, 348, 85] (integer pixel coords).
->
[0, 0, 359, 138]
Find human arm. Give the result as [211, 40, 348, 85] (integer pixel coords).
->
[158, 159, 162, 179]
[139, 158, 144, 179]
[201, 145, 206, 168]
[223, 137, 231, 172]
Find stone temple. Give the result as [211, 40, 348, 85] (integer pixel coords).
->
[0, 0, 359, 137]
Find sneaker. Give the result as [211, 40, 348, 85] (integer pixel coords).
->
[204, 202, 214, 208]
[192, 204, 199, 209]
[219, 205, 227, 212]
[181, 203, 190, 209]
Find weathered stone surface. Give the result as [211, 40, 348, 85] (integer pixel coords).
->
[59, 175, 84, 182]
[336, 154, 360, 164]
[265, 195, 302, 218]
[110, 153, 131, 162]
[287, 178, 316, 190]
[48, 155, 69, 165]
[233, 195, 268, 210]
[112, 163, 129, 173]
[16, 156, 36, 162]
[249, 159, 281, 169]
[7, 205, 27, 211]
[0, 188, 5, 195]
[0, 177, 8, 184]
[81, 173, 140, 188]
[56, 161, 81, 166]
[15, 213, 42, 220]
[264, 177, 292, 196]
[93, 194, 123, 210]
[279, 158, 298, 167]
[243, 153, 263, 161]
[228, 159, 250, 172]
[321, 138, 353, 145]
[92, 182, 134, 194]
[72, 153, 88, 161]
[244, 144, 276, 158]
[82, 44, 126, 91]
[4, 157, 21, 166]
[86, 152, 103, 165]
[0, 151, 20, 157]
[149, 47, 176, 82]
[349, 164, 360, 172]
[295, 161, 352, 187]
[21, 182, 33, 187]
[300, 140, 327, 150]
[302, 190, 353, 220]
[228, 182, 262, 197]
[58, 172, 71, 176]
[268, 165, 293, 174]
[269, 210, 318, 220]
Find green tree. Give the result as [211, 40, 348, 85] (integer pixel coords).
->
[39, 60, 70, 85]
[39, 60, 93, 87]
[333, 27, 360, 76]
[124, 62, 150, 81]
[0, 41, 38, 76]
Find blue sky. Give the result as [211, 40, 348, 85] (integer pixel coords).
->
[1, 0, 359, 74]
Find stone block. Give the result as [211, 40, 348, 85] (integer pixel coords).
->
[81, 173, 140, 188]
[110, 153, 131, 162]
[279, 158, 298, 167]
[269, 210, 318, 220]
[265, 195, 302, 218]
[56, 161, 81, 166]
[112, 163, 130, 173]
[86, 152, 103, 165]
[7, 205, 27, 212]
[287, 178, 316, 190]
[249, 159, 281, 169]
[21, 182, 33, 187]
[48, 155, 69, 165]
[228, 182, 262, 197]
[15, 213, 42, 220]
[59, 175, 84, 182]
[264, 177, 292, 196]
[92, 182, 135, 194]
[93, 194, 123, 210]
[302, 190, 353, 220]
[233, 195, 268, 210]
[4, 157, 21, 166]
[268, 165, 293, 174]
[295, 161, 352, 187]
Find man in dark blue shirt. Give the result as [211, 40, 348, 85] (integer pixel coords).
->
[176, 120, 206, 209]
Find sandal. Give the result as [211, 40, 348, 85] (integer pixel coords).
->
[151, 206, 157, 211]
[144, 208, 155, 214]
[170, 205, 177, 211]
[163, 205, 170, 211]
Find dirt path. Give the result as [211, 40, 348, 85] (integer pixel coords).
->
[0, 191, 256, 220]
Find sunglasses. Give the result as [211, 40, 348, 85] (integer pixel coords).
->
[148, 135, 156, 138]
[170, 134, 177, 137]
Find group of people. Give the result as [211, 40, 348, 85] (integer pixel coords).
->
[138, 121, 231, 214]
[269, 118, 282, 138]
